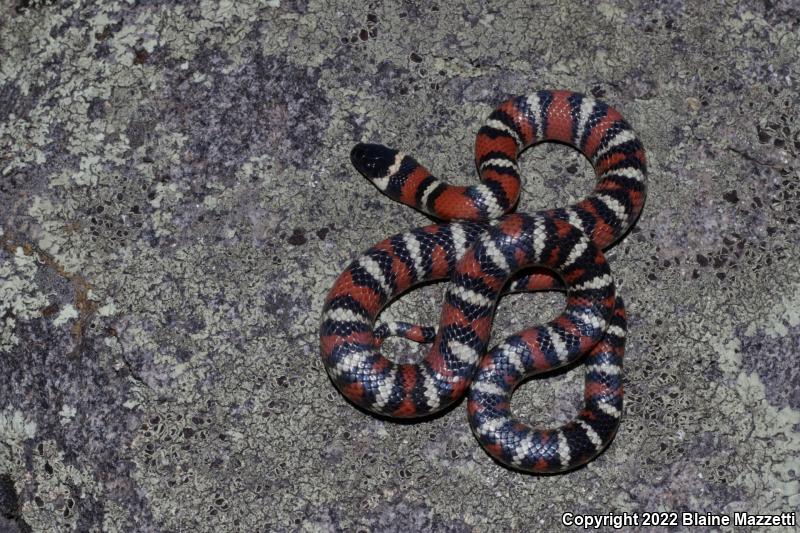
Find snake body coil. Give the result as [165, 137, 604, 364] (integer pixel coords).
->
[321, 90, 646, 472]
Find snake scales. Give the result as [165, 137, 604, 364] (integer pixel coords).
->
[320, 90, 646, 472]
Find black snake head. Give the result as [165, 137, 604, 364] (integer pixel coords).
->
[350, 143, 400, 179]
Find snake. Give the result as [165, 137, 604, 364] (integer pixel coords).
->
[320, 90, 646, 472]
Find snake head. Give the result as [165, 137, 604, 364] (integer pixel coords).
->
[350, 143, 401, 179]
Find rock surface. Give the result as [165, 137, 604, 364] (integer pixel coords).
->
[1, 1, 798, 530]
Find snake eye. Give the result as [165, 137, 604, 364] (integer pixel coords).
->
[350, 143, 398, 178]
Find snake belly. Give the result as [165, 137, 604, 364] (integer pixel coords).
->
[321, 90, 646, 472]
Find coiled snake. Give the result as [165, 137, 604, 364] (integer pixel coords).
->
[320, 90, 646, 473]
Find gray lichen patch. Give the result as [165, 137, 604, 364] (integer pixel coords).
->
[0, 246, 50, 352]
